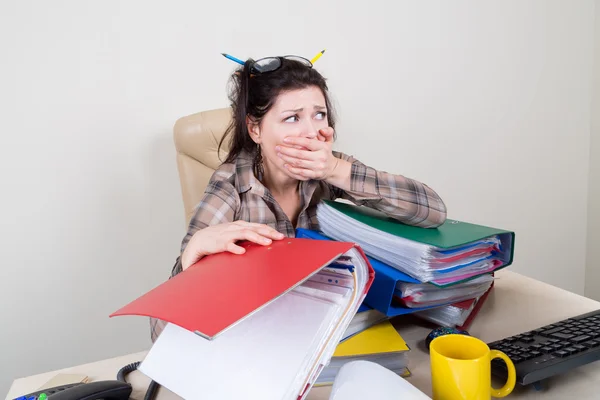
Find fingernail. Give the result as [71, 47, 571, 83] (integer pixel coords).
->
[277, 152, 282, 158]
[283, 137, 291, 143]
[276, 145, 281, 151]
[264, 238, 272, 243]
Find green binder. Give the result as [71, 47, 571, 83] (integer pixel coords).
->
[322, 200, 514, 249]
[319, 200, 515, 279]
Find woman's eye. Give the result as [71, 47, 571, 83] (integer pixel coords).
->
[315, 112, 327, 120]
[284, 115, 299, 123]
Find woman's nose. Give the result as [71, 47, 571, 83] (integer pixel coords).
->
[301, 122, 318, 139]
[303, 130, 317, 139]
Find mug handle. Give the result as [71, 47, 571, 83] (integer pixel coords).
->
[489, 350, 516, 398]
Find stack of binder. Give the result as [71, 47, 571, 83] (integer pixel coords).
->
[301, 200, 515, 322]
[315, 319, 410, 386]
[110, 238, 375, 400]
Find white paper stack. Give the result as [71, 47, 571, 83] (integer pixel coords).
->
[413, 287, 491, 328]
[395, 274, 494, 308]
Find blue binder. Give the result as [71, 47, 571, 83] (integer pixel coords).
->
[295, 228, 451, 317]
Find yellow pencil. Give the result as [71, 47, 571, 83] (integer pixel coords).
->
[311, 49, 326, 64]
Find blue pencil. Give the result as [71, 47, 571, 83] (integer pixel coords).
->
[221, 53, 245, 66]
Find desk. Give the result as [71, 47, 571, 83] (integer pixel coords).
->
[7, 271, 600, 400]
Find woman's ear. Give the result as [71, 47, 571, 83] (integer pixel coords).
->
[246, 115, 261, 144]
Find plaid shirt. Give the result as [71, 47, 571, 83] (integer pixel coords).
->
[149, 149, 446, 341]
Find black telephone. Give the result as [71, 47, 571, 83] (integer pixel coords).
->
[14, 362, 159, 400]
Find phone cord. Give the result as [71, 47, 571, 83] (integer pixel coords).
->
[117, 361, 159, 400]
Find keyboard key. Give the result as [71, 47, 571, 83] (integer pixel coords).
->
[511, 356, 524, 363]
[572, 335, 591, 343]
[547, 339, 560, 343]
[520, 352, 533, 360]
[585, 340, 600, 347]
[521, 336, 535, 343]
[530, 350, 542, 357]
[530, 344, 542, 350]
[564, 347, 579, 354]
[551, 332, 574, 340]
[542, 327, 564, 336]
[553, 350, 570, 357]
[541, 346, 554, 353]
[573, 344, 588, 352]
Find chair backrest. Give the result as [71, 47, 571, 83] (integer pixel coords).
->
[173, 107, 233, 225]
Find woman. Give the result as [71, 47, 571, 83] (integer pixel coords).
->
[150, 55, 447, 342]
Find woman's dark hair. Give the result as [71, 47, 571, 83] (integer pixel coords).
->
[218, 57, 336, 167]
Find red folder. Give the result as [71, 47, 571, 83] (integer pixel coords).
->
[457, 281, 494, 330]
[111, 238, 375, 340]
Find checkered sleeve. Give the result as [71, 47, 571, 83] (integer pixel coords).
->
[150, 177, 239, 343]
[168, 179, 240, 277]
[332, 152, 447, 228]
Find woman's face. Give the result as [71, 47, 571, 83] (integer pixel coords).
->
[248, 86, 329, 174]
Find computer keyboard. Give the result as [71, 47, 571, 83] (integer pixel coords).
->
[488, 309, 600, 386]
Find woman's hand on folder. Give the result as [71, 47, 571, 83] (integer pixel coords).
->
[181, 221, 285, 270]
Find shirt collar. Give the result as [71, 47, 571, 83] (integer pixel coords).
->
[234, 150, 265, 196]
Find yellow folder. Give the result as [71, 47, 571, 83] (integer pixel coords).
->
[333, 320, 409, 357]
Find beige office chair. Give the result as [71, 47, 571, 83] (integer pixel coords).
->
[173, 107, 233, 225]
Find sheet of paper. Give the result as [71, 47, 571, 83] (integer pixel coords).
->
[329, 360, 431, 400]
[139, 289, 339, 400]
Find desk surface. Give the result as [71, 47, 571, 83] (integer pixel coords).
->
[7, 270, 600, 400]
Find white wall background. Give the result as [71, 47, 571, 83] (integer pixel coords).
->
[1, 0, 597, 396]
[586, 2, 600, 301]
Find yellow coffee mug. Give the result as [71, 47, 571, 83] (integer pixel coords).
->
[430, 334, 516, 399]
